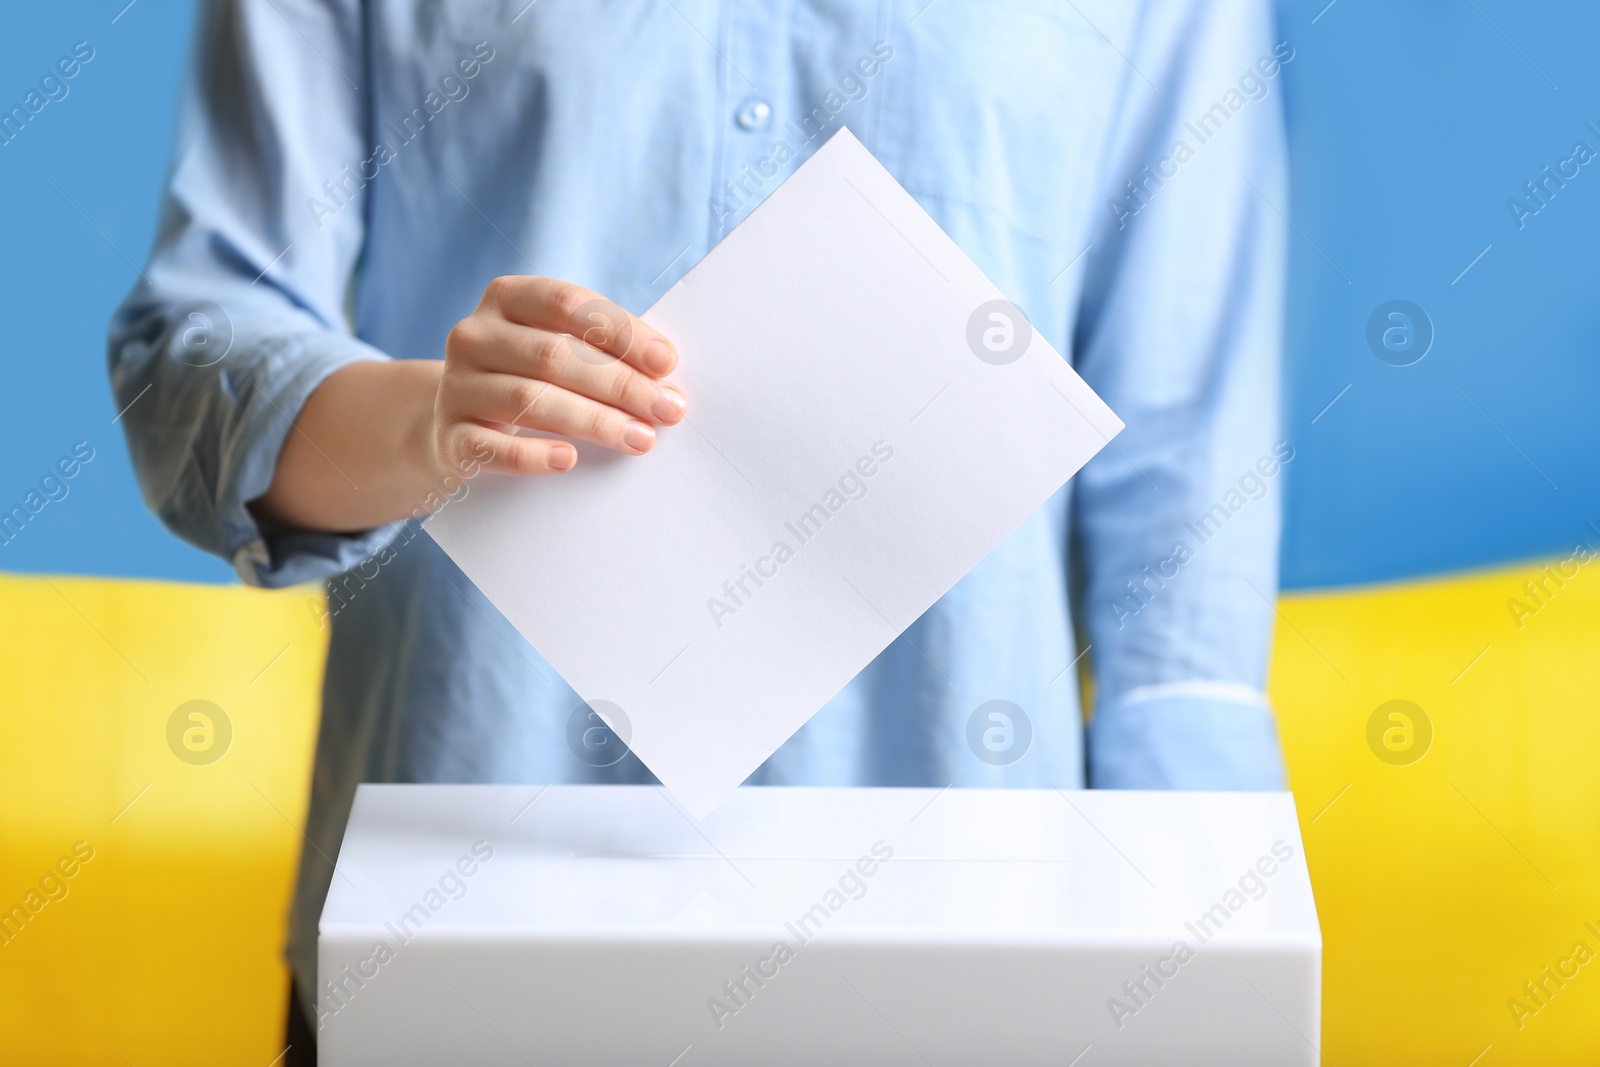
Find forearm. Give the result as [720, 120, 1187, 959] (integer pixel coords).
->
[248, 277, 685, 536]
[250, 359, 445, 534]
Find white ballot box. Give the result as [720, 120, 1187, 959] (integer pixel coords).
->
[318, 785, 1320, 1066]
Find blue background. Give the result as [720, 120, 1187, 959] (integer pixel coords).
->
[1, 0, 1595, 589]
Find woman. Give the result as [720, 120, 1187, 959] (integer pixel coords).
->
[109, 0, 1289, 1052]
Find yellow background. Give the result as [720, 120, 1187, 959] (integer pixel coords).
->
[2, 563, 1596, 1064]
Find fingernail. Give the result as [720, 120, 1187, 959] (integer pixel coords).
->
[549, 444, 576, 471]
[650, 385, 686, 423]
[623, 420, 656, 454]
[643, 339, 675, 375]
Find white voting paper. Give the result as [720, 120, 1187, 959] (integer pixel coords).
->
[426, 128, 1123, 817]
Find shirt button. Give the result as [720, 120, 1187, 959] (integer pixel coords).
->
[735, 97, 772, 131]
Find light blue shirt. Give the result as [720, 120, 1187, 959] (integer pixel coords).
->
[109, 0, 1288, 1026]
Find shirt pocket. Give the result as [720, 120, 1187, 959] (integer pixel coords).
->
[873, 0, 1128, 247]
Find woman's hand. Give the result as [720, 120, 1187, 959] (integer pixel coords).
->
[250, 276, 683, 534]
[435, 276, 686, 477]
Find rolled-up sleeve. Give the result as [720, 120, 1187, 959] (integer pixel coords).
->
[108, 0, 401, 588]
[1071, 0, 1290, 789]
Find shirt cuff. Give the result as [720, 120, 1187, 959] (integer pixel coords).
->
[1087, 686, 1286, 790]
[115, 323, 407, 590]
[231, 523, 405, 589]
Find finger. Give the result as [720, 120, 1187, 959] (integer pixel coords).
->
[454, 374, 659, 456]
[469, 322, 687, 425]
[449, 425, 577, 476]
[482, 276, 679, 377]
